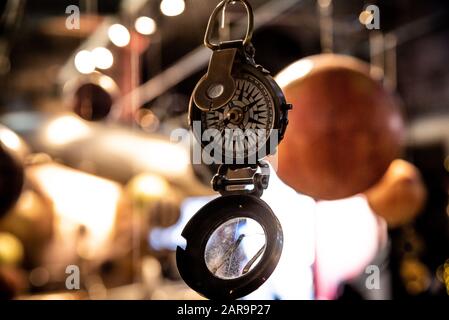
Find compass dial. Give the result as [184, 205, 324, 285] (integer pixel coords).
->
[201, 73, 275, 160]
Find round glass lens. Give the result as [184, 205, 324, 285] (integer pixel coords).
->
[204, 217, 266, 280]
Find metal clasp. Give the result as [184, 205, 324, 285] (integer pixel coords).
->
[204, 0, 254, 51]
[212, 161, 270, 197]
[192, 47, 237, 111]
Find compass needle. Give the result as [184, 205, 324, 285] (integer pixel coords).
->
[242, 244, 266, 275]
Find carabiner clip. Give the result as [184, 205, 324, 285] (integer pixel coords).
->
[204, 0, 254, 50]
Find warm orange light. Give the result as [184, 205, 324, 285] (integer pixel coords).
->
[359, 10, 374, 25]
[28, 163, 122, 257]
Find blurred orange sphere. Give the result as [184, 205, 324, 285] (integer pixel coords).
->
[275, 54, 404, 200]
[365, 159, 427, 228]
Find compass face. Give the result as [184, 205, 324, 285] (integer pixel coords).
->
[201, 73, 275, 161]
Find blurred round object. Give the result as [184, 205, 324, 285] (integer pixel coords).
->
[135, 109, 160, 133]
[63, 72, 119, 121]
[74, 50, 95, 74]
[275, 54, 404, 200]
[365, 159, 427, 228]
[400, 258, 431, 295]
[108, 24, 131, 47]
[125, 173, 181, 228]
[0, 190, 54, 266]
[0, 143, 24, 218]
[0, 267, 26, 300]
[0, 233, 24, 266]
[135, 16, 157, 35]
[359, 10, 375, 26]
[28, 267, 50, 288]
[126, 173, 170, 203]
[91, 47, 114, 70]
[0, 125, 30, 161]
[160, 0, 185, 17]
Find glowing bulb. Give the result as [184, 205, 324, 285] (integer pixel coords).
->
[108, 24, 131, 47]
[160, 0, 185, 17]
[0, 127, 21, 151]
[98, 74, 117, 92]
[359, 10, 374, 25]
[135, 16, 157, 35]
[91, 47, 114, 70]
[74, 50, 95, 74]
[0, 232, 24, 265]
[129, 174, 169, 199]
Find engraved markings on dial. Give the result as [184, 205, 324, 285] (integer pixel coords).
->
[202, 75, 274, 155]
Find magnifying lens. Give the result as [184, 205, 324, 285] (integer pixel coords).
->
[205, 217, 266, 280]
[176, 191, 283, 300]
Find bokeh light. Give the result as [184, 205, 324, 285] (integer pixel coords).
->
[160, 0, 185, 17]
[135, 16, 157, 35]
[91, 47, 114, 70]
[108, 24, 131, 47]
[74, 50, 95, 74]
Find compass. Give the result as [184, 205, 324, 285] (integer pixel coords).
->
[189, 58, 290, 165]
[178, 0, 291, 300]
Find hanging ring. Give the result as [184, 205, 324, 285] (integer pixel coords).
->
[204, 0, 254, 50]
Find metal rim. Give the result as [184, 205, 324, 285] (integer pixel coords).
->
[176, 194, 283, 300]
[189, 63, 287, 165]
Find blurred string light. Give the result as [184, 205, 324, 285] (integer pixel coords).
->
[74, 50, 95, 74]
[359, 9, 374, 25]
[91, 47, 114, 70]
[108, 23, 131, 47]
[160, 0, 185, 17]
[0, 125, 29, 160]
[0, 232, 24, 266]
[74, 47, 113, 74]
[0, 127, 22, 151]
[135, 16, 157, 35]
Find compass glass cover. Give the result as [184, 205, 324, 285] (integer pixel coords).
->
[204, 217, 267, 280]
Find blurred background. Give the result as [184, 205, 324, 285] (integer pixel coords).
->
[0, 0, 448, 300]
